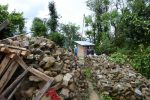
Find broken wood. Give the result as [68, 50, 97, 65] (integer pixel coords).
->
[0, 56, 11, 77]
[1, 66, 30, 100]
[34, 80, 52, 100]
[7, 79, 24, 100]
[16, 55, 54, 82]
[0, 61, 19, 93]
[0, 49, 21, 93]
[0, 44, 29, 56]
[0, 47, 10, 53]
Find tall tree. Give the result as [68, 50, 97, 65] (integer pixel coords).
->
[47, 1, 58, 33]
[61, 23, 80, 48]
[31, 17, 47, 37]
[116, 0, 150, 47]
[84, 15, 95, 42]
[86, 0, 110, 42]
[86, 0, 110, 54]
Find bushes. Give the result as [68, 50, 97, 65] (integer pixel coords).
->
[130, 47, 150, 78]
[108, 46, 150, 79]
[108, 52, 128, 64]
[49, 32, 65, 47]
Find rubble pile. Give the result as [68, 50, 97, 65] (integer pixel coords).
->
[0, 35, 88, 100]
[85, 55, 150, 100]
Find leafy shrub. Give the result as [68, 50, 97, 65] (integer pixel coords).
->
[49, 32, 65, 47]
[108, 52, 128, 64]
[130, 46, 150, 78]
[108, 46, 150, 79]
[95, 41, 116, 55]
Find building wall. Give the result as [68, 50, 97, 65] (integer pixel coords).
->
[77, 45, 83, 57]
[77, 45, 87, 58]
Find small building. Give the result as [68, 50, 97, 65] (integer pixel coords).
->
[74, 41, 94, 58]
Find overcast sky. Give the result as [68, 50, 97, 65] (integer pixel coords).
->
[0, 0, 92, 33]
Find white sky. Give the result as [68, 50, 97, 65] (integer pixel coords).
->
[0, 0, 92, 34]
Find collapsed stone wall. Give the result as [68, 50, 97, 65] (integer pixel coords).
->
[0, 35, 88, 100]
[85, 55, 150, 100]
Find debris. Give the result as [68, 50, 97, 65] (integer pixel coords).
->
[85, 55, 150, 100]
[54, 74, 64, 82]
[29, 75, 43, 82]
[60, 88, 70, 99]
[0, 35, 88, 100]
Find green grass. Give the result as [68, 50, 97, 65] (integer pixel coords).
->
[82, 67, 92, 79]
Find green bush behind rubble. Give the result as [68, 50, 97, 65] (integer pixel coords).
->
[108, 46, 150, 79]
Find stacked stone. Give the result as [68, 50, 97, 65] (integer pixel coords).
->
[0, 35, 88, 100]
[85, 55, 150, 100]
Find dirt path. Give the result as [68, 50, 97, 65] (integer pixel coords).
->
[87, 81, 100, 100]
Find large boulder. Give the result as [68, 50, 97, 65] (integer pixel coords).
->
[43, 56, 56, 69]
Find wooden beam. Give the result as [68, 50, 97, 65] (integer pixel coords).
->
[0, 56, 11, 77]
[0, 47, 10, 53]
[0, 44, 29, 56]
[7, 79, 24, 100]
[34, 81, 52, 100]
[15, 55, 54, 82]
[0, 50, 21, 93]
[0, 44, 27, 51]
[0, 61, 19, 93]
[2, 67, 30, 99]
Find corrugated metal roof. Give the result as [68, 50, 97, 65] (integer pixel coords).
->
[74, 41, 94, 46]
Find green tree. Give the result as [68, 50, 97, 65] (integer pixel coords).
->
[86, 0, 111, 54]
[9, 11, 25, 34]
[84, 15, 95, 42]
[61, 23, 80, 48]
[47, 1, 58, 33]
[31, 17, 47, 37]
[49, 32, 64, 47]
[116, 0, 150, 47]
[0, 5, 25, 39]
[0, 5, 9, 23]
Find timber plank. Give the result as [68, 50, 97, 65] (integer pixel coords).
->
[2, 67, 30, 99]
[0, 47, 10, 53]
[0, 56, 11, 77]
[2, 67, 30, 97]
[0, 50, 21, 93]
[7, 79, 24, 100]
[0, 61, 19, 93]
[34, 81, 52, 100]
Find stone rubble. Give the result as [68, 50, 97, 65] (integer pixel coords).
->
[0, 35, 88, 100]
[85, 54, 150, 100]
[1, 35, 150, 100]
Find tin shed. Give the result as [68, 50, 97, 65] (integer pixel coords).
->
[74, 41, 94, 58]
